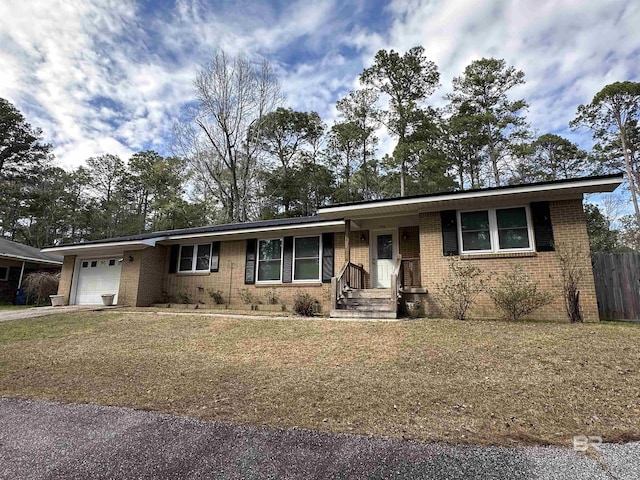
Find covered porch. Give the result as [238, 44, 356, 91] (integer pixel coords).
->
[330, 216, 425, 319]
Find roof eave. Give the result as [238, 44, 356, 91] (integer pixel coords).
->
[0, 253, 63, 266]
[318, 176, 623, 219]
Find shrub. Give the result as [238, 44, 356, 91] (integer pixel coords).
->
[489, 265, 552, 321]
[208, 289, 225, 304]
[22, 271, 60, 305]
[264, 288, 279, 305]
[238, 288, 255, 305]
[438, 258, 489, 320]
[293, 291, 316, 316]
[177, 289, 192, 304]
[555, 242, 586, 322]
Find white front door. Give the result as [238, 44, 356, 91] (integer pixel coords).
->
[74, 258, 122, 305]
[372, 231, 396, 288]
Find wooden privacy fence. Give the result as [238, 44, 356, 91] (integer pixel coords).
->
[592, 252, 640, 320]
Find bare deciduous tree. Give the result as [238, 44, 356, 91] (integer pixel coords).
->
[175, 51, 282, 222]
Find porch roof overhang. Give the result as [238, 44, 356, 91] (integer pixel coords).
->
[318, 174, 623, 220]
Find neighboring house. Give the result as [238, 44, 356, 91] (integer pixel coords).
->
[43, 174, 622, 321]
[0, 238, 63, 304]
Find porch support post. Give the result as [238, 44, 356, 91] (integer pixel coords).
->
[17, 261, 26, 289]
[344, 219, 351, 264]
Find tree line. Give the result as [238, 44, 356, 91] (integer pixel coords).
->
[1, 47, 639, 250]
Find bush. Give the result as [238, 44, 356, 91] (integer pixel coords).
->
[177, 289, 192, 304]
[208, 289, 225, 304]
[555, 242, 586, 322]
[238, 288, 255, 305]
[22, 272, 60, 305]
[293, 291, 316, 316]
[264, 288, 279, 305]
[489, 265, 552, 321]
[438, 258, 489, 320]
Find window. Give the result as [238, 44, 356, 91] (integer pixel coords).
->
[90, 261, 97, 267]
[294, 236, 320, 281]
[178, 244, 212, 273]
[257, 239, 283, 282]
[109, 259, 116, 266]
[81, 261, 88, 268]
[458, 207, 532, 253]
[0, 266, 8, 281]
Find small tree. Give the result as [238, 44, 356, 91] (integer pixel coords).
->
[489, 265, 552, 320]
[555, 243, 587, 322]
[22, 272, 59, 305]
[438, 258, 489, 320]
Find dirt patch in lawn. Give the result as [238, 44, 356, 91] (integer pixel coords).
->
[0, 311, 638, 446]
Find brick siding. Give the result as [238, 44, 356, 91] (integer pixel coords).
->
[418, 198, 599, 322]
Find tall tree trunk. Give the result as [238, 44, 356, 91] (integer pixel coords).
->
[617, 112, 640, 227]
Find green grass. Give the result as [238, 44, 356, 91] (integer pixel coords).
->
[0, 305, 35, 311]
[0, 311, 639, 447]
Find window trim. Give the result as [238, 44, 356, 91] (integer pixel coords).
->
[0, 266, 8, 281]
[178, 243, 212, 273]
[457, 206, 534, 254]
[256, 237, 284, 284]
[293, 235, 322, 283]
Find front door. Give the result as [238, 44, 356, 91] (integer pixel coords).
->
[372, 231, 396, 288]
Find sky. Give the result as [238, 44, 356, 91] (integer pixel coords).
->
[1, 0, 639, 171]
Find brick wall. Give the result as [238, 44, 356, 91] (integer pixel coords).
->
[57, 256, 76, 305]
[418, 198, 599, 322]
[161, 239, 333, 312]
[335, 231, 370, 288]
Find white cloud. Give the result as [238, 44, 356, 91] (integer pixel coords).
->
[1, 0, 638, 173]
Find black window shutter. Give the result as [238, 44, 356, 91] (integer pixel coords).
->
[440, 210, 459, 256]
[531, 201, 555, 251]
[282, 236, 293, 283]
[210, 241, 221, 272]
[168, 245, 180, 273]
[322, 232, 334, 283]
[244, 239, 257, 284]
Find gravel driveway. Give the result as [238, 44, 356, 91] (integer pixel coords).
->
[0, 398, 637, 479]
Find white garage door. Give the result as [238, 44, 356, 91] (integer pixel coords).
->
[74, 258, 122, 305]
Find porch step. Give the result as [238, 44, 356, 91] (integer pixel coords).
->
[339, 302, 395, 312]
[330, 309, 398, 319]
[332, 287, 398, 319]
[344, 288, 393, 299]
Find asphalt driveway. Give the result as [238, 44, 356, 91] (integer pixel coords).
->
[0, 398, 637, 479]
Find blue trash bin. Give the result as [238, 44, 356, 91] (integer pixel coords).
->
[15, 288, 27, 305]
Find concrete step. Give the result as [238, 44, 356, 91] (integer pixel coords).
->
[330, 309, 398, 319]
[344, 303, 396, 312]
[340, 298, 392, 307]
[344, 288, 392, 299]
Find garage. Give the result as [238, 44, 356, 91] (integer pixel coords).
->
[73, 258, 122, 305]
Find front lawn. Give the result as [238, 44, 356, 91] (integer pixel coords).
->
[0, 312, 638, 446]
[0, 305, 34, 310]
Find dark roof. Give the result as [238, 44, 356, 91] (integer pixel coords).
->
[321, 173, 624, 209]
[46, 216, 335, 248]
[0, 237, 63, 264]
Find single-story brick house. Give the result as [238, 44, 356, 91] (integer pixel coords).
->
[0, 238, 63, 304]
[43, 174, 622, 320]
